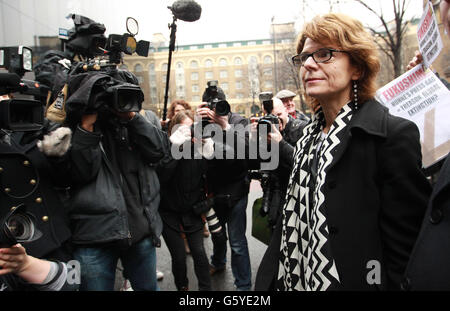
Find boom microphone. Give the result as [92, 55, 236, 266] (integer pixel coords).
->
[168, 0, 202, 22]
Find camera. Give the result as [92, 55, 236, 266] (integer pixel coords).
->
[0, 204, 42, 248]
[192, 196, 225, 238]
[249, 171, 281, 225]
[202, 80, 231, 117]
[0, 47, 45, 132]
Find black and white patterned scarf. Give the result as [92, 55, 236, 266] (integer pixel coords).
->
[276, 102, 355, 291]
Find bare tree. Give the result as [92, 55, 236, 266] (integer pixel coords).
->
[355, 0, 412, 78]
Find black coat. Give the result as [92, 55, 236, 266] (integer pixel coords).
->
[403, 153, 450, 290]
[0, 132, 71, 258]
[255, 100, 431, 291]
[159, 154, 207, 233]
[68, 113, 166, 247]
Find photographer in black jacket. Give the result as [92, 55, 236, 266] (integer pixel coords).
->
[66, 71, 167, 291]
[256, 97, 308, 228]
[196, 85, 252, 291]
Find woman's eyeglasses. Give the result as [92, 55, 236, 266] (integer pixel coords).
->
[292, 48, 349, 67]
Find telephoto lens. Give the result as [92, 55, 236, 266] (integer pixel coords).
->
[205, 208, 222, 235]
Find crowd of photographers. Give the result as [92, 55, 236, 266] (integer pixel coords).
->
[0, 12, 309, 291]
[1, 2, 450, 291]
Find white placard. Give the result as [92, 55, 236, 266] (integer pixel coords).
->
[376, 64, 450, 168]
[417, 1, 443, 68]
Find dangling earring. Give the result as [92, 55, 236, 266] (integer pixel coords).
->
[353, 80, 359, 110]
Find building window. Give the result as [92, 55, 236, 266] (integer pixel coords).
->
[218, 43, 227, 48]
[191, 72, 199, 80]
[205, 59, 213, 67]
[234, 57, 242, 66]
[233, 42, 242, 47]
[220, 70, 228, 78]
[190, 60, 199, 69]
[219, 58, 228, 66]
[192, 95, 200, 102]
[236, 93, 244, 99]
[134, 64, 143, 72]
[205, 71, 213, 79]
[264, 68, 273, 76]
[204, 44, 213, 49]
[192, 84, 199, 93]
[265, 80, 273, 88]
[263, 56, 272, 64]
[176, 62, 183, 69]
[221, 82, 228, 91]
[120, 64, 128, 70]
[136, 76, 143, 84]
[235, 69, 243, 77]
[236, 81, 243, 90]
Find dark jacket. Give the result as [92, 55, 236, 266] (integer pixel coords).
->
[68, 113, 166, 247]
[403, 153, 450, 290]
[207, 112, 250, 215]
[0, 131, 71, 258]
[255, 99, 431, 291]
[158, 151, 208, 233]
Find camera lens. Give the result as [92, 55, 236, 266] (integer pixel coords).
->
[214, 100, 231, 116]
[6, 213, 35, 242]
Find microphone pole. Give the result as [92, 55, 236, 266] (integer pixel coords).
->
[162, 16, 177, 121]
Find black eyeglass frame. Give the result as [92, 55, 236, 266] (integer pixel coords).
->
[291, 48, 349, 67]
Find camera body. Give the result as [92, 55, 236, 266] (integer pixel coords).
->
[202, 80, 230, 117]
[1, 46, 45, 132]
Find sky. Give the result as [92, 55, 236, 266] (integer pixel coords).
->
[0, 0, 425, 47]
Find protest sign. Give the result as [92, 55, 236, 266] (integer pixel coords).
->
[417, 1, 443, 68]
[376, 64, 450, 168]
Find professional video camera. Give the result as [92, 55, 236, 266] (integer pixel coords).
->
[62, 16, 150, 125]
[0, 46, 44, 132]
[0, 204, 42, 248]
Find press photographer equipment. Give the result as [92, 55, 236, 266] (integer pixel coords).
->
[192, 196, 226, 239]
[0, 204, 42, 248]
[162, 0, 202, 121]
[201, 80, 231, 117]
[0, 48, 45, 132]
[62, 16, 148, 126]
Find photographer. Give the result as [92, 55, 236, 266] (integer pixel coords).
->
[158, 111, 212, 291]
[254, 97, 308, 228]
[0, 243, 70, 291]
[67, 79, 167, 291]
[196, 83, 252, 291]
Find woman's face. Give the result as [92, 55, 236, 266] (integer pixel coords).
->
[174, 104, 186, 116]
[300, 38, 360, 105]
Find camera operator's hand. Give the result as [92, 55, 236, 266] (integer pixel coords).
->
[268, 124, 283, 144]
[81, 113, 98, 132]
[196, 103, 230, 130]
[0, 244, 50, 284]
[406, 51, 423, 71]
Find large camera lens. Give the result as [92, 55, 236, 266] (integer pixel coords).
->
[6, 213, 35, 242]
[214, 100, 231, 116]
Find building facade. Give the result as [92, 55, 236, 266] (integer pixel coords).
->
[123, 36, 301, 117]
